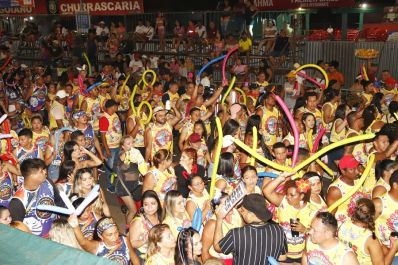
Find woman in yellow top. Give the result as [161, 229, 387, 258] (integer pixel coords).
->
[372, 160, 398, 198]
[143, 149, 176, 204]
[239, 131, 267, 173]
[129, 190, 162, 264]
[282, 118, 307, 149]
[186, 176, 211, 223]
[301, 112, 318, 150]
[263, 172, 318, 262]
[145, 224, 176, 265]
[241, 165, 262, 194]
[361, 80, 375, 106]
[162, 190, 191, 239]
[31, 115, 50, 153]
[201, 192, 242, 264]
[329, 104, 349, 165]
[303, 172, 327, 212]
[363, 105, 384, 134]
[321, 88, 339, 133]
[338, 198, 396, 265]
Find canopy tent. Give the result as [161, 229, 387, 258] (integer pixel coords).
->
[0, 224, 117, 265]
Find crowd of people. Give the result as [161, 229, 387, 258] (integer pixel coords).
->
[1, 10, 398, 265]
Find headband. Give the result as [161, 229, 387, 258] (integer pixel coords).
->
[97, 218, 116, 236]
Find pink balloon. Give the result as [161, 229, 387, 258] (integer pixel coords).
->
[78, 74, 88, 96]
[274, 94, 299, 166]
[311, 127, 326, 153]
[297, 71, 325, 90]
[222, 46, 239, 84]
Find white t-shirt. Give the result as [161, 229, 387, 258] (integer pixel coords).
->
[149, 56, 159, 69]
[96, 26, 109, 36]
[134, 25, 146, 34]
[196, 25, 207, 39]
[129, 59, 144, 74]
[201, 76, 210, 87]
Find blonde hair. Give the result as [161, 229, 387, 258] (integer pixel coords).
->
[146, 224, 170, 258]
[49, 219, 82, 249]
[10, 221, 31, 233]
[163, 190, 182, 221]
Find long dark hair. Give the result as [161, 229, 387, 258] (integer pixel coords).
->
[370, 92, 384, 115]
[63, 141, 78, 161]
[217, 152, 235, 179]
[193, 120, 208, 141]
[362, 105, 377, 131]
[351, 198, 376, 239]
[301, 112, 317, 134]
[175, 228, 199, 265]
[222, 119, 239, 136]
[334, 104, 347, 121]
[375, 159, 397, 181]
[57, 160, 76, 184]
[140, 190, 163, 221]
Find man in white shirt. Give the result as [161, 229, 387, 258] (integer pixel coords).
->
[96, 21, 109, 44]
[133, 20, 149, 50]
[129, 54, 144, 77]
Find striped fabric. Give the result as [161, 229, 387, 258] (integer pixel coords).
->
[219, 222, 287, 265]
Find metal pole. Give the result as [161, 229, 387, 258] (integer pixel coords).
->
[342, 13, 348, 41]
[359, 12, 364, 31]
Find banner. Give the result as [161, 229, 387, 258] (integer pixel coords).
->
[254, 0, 355, 10]
[58, 0, 143, 15]
[0, 0, 34, 8]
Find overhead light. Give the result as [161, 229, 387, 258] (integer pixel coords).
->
[360, 3, 368, 9]
[298, 7, 303, 11]
[29, 16, 34, 20]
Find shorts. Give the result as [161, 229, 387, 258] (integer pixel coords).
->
[115, 179, 142, 201]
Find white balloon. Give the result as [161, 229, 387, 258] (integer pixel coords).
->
[0, 114, 7, 125]
[74, 185, 100, 216]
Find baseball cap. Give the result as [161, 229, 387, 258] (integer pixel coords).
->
[153, 106, 166, 115]
[222, 135, 235, 148]
[188, 133, 201, 144]
[286, 70, 296, 78]
[338, 155, 360, 170]
[56, 90, 69, 99]
[73, 111, 87, 119]
[241, 194, 272, 222]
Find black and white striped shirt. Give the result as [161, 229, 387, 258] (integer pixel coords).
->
[219, 222, 287, 265]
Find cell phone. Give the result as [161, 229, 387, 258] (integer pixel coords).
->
[391, 232, 398, 237]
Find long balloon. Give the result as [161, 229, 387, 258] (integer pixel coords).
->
[274, 94, 299, 166]
[77, 74, 88, 96]
[268, 256, 280, 265]
[258, 172, 278, 178]
[86, 82, 109, 93]
[82, 53, 92, 76]
[294, 64, 329, 90]
[222, 46, 239, 84]
[292, 133, 375, 175]
[55, 128, 76, 153]
[59, 191, 75, 212]
[36, 205, 74, 215]
[233, 138, 293, 172]
[136, 101, 153, 125]
[197, 54, 227, 85]
[130, 84, 138, 115]
[362, 64, 369, 81]
[327, 154, 375, 212]
[3, 120, 12, 154]
[75, 185, 100, 216]
[234, 87, 247, 105]
[0, 134, 13, 140]
[141, 70, 157, 87]
[0, 57, 12, 71]
[250, 126, 257, 166]
[119, 74, 131, 97]
[221, 76, 236, 106]
[210, 117, 224, 199]
[0, 114, 7, 125]
[306, 128, 334, 176]
[312, 128, 326, 153]
[297, 71, 323, 89]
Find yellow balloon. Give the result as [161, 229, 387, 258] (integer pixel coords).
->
[234, 87, 247, 105]
[130, 84, 138, 115]
[137, 101, 153, 125]
[221, 76, 236, 106]
[250, 126, 258, 166]
[294, 64, 329, 89]
[233, 138, 294, 172]
[119, 74, 131, 97]
[327, 154, 375, 212]
[362, 64, 369, 81]
[292, 133, 375, 173]
[306, 129, 335, 177]
[142, 70, 157, 87]
[99, 82, 109, 87]
[209, 117, 224, 199]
